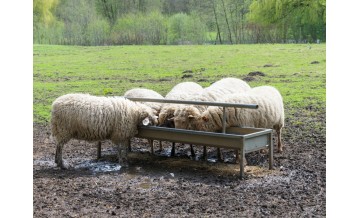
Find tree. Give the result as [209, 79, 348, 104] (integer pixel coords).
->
[248, 0, 326, 42]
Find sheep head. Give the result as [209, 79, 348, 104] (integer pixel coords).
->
[173, 106, 202, 130]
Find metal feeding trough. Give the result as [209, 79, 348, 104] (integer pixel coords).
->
[127, 98, 274, 179]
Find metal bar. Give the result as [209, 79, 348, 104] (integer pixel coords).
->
[125, 97, 258, 109]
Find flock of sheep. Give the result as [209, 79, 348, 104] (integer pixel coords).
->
[51, 77, 284, 169]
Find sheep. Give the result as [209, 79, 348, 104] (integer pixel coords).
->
[124, 88, 164, 154]
[172, 77, 251, 160]
[190, 86, 285, 153]
[124, 88, 164, 116]
[158, 82, 203, 156]
[51, 93, 158, 169]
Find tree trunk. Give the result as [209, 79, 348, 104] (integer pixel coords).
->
[220, 0, 233, 44]
[212, 0, 222, 44]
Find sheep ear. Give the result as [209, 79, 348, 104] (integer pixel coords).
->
[188, 115, 194, 119]
[168, 117, 174, 121]
[202, 116, 209, 122]
[142, 117, 150, 126]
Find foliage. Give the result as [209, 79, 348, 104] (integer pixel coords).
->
[111, 12, 167, 45]
[247, 0, 326, 42]
[33, 0, 326, 45]
[167, 13, 208, 44]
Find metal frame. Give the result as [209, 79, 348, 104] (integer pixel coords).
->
[125, 97, 273, 179]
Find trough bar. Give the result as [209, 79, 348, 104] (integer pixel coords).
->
[125, 97, 259, 109]
[135, 126, 273, 179]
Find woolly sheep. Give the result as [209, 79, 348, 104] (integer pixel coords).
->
[192, 86, 285, 153]
[173, 77, 251, 129]
[124, 88, 164, 115]
[172, 78, 251, 160]
[158, 82, 203, 156]
[124, 88, 164, 154]
[158, 82, 203, 125]
[51, 93, 158, 169]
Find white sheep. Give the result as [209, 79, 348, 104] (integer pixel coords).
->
[124, 88, 164, 154]
[192, 86, 285, 153]
[172, 78, 251, 160]
[51, 93, 158, 169]
[158, 82, 203, 156]
[124, 88, 164, 115]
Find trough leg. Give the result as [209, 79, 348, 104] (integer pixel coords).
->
[117, 141, 129, 168]
[171, 142, 176, 156]
[269, 133, 274, 170]
[97, 141, 102, 160]
[239, 148, 245, 180]
[190, 144, 195, 157]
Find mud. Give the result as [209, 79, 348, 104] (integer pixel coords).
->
[33, 106, 326, 217]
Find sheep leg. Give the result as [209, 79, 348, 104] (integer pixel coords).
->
[217, 148, 224, 162]
[159, 141, 163, 151]
[171, 142, 176, 156]
[149, 139, 154, 154]
[190, 144, 195, 157]
[128, 139, 132, 152]
[117, 141, 129, 168]
[235, 149, 240, 164]
[55, 142, 65, 169]
[277, 128, 283, 153]
[97, 141, 101, 160]
[202, 146, 207, 160]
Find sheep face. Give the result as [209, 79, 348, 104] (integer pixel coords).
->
[173, 106, 201, 130]
[138, 104, 159, 126]
[197, 109, 223, 132]
[158, 106, 176, 125]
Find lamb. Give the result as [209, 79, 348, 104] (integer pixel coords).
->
[158, 82, 203, 156]
[192, 86, 285, 153]
[172, 77, 251, 159]
[50, 93, 158, 169]
[124, 88, 164, 154]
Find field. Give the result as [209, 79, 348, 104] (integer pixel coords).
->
[33, 44, 326, 217]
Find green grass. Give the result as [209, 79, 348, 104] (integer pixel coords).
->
[33, 44, 326, 123]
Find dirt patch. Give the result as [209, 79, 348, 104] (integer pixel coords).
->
[248, 71, 266, 77]
[242, 76, 256, 82]
[181, 74, 193, 79]
[33, 106, 326, 217]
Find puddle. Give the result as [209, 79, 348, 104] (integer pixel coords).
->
[33, 159, 56, 167]
[74, 160, 121, 173]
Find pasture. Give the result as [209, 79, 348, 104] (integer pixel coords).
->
[33, 44, 326, 216]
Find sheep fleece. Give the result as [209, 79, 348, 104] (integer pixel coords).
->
[201, 86, 284, 131]
[124, 88, 164, 115]
[51, 93, 150, 144]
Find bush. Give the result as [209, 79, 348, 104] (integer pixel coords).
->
[167, 13, 207, 45]
[111, 12, 167, 45]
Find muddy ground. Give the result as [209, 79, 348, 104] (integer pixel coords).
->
[33, 106, 326, 217]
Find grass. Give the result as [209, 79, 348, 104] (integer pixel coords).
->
[33, 44, 326, 123]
